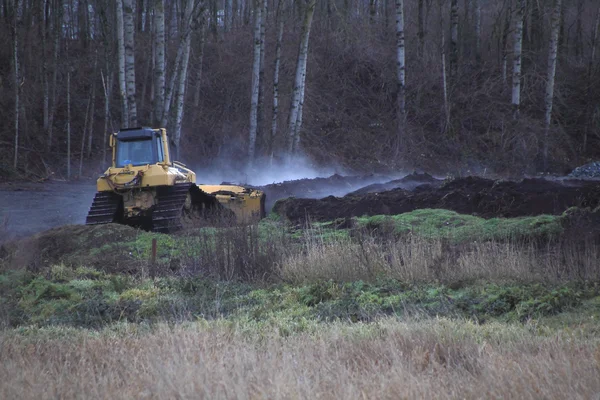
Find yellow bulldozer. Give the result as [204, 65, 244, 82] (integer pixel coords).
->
[86, 127, 265, 233]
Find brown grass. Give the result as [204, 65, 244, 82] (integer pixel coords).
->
[1, 319, 598, 399]
[279, 233, 600, 284]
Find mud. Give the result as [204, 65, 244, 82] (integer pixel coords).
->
[273, 177, 600, 224]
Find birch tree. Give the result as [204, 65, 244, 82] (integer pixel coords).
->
[395, 0, 406, 153]
[512, 0, 525, 120]
[123, 0, 138, 126]
[171, 0, 199, 158]
[270, 1, 284, 159]
[257, 0, 267, 143]
[116, 0, 129, 127]
[287, 0, 316, 154]
[248, 0, 263, 165]
[543, 0, 561, 168]
[153, 0, 166, 126]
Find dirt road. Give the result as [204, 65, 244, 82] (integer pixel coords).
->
[0, 181, 97, 238]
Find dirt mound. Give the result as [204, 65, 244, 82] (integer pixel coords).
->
[347, 172, 442, 195]
[273, 177, 600, 223]
[258, 173, 393, 211]
[0, 224, 143, 273]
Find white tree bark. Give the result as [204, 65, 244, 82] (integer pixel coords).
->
[395, 0, 406, 153]
[512, 0, 526, 120]
[543, 0, 561, 167]
[248, 0, 263, 165]
[287, 0, 316, 154]
[153, 0, 166, 126]
[123, 0, 138, 126]
[270, 11, 284, 158]
[116, 0, 129, 127]
[171, 0, 195, 158]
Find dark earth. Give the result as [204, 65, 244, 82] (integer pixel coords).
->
[2, 168, 600, 237]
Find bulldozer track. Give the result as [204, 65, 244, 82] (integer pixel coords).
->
[85, 183, 218, 233]
[85, 192, 122, 226]
[151, 183, 194, 233]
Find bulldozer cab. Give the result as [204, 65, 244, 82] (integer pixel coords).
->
[111, 127, 171, 168]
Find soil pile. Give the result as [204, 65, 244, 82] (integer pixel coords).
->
[273, 177, 600, 223]
[258, 173, 393, 211]
[0, 224, 142, 273]
[347, 172, 442, 195]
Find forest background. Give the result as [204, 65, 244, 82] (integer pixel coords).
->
[0, 0, 599, 180]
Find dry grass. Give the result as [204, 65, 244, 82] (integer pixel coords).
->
[279, 233, 600, 284]
[1, 318, 598, 399]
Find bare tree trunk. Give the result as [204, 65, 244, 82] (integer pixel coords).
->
[66, 41, 71, 180]
[440, 1, 450, 133]
[287, 0, 316, 154]
[225, 0, 233, 32]
[292, 84, 305, 152]
[87, 61, 98, 158]
[162, 44, 183, 128]
[193, 21, 207, 108]
[12, 5, 19, 169]
[257, 0, 267, 153]
[171, 0, 195, 158]
[117, 0, 129, 127]
[42, 0, 49, 140]
[543, 0, 561, 169]
[474, 0, 481, 63]
[47, 0, 61, 150]
[172, 29, 192, 160]
[123, 0, 138, 126]
[79, 89, 92, 178]
[449, 0, 459, 76]
[512, 0, 525, 120]
[248, 0, 263, 165]
[101, 68, 111, 169]
[153, 0, 166, 126]
[270, 9, 284, 159]
[395, 0, 406, 154]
